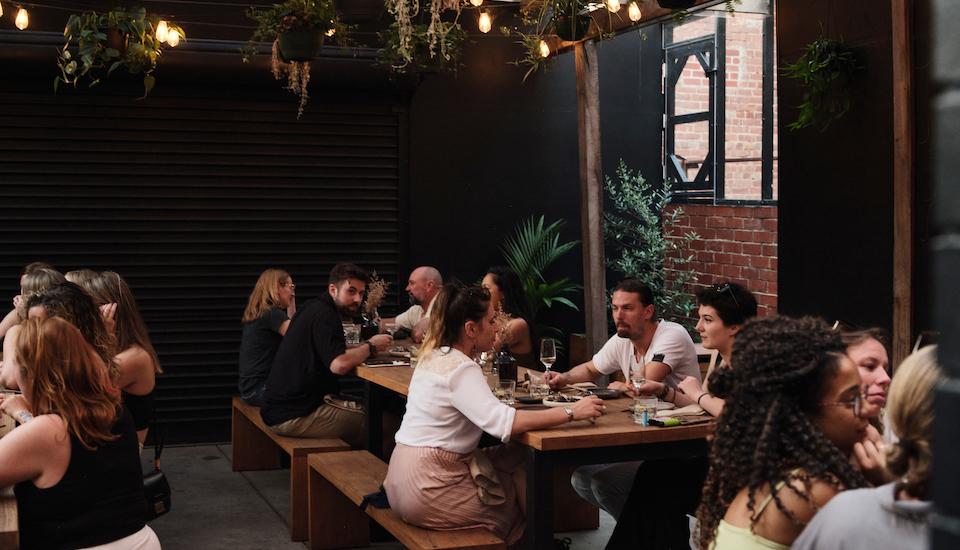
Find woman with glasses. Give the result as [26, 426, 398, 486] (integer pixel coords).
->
[82, 272, 161, 447]
[695, 316, 868, 550]
[792, 345, 939, 550]
[238, 268, 296, 407]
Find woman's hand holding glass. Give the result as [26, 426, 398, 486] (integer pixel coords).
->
[570, 395, 605, 421]
[543, 370, 567, 390]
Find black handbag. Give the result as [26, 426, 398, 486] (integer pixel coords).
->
[143, 421, 171, 520]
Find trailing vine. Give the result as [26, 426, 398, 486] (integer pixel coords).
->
[781, 36, 861, 131]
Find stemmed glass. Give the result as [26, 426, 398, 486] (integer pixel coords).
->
[383, 322, 398, 338]
[630, 361, 647, 395]
[540, 338, 557, 373]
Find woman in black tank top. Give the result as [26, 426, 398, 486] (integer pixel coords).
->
[0, 317, 159, 549]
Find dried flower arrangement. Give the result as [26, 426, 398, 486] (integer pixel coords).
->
[382, 0, 465, 73]
[491, 303, 514, 351]
[364, 272, 389, 315]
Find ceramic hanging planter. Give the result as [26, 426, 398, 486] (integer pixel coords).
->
[278, 27, 323, 62]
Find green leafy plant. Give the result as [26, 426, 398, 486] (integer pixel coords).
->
[378, 21, 466, 74]
[54, 7, 182, 98]
[241, 0, 351, 118]
[501, 216, 582, 330]
[781, 36, 860, 131]
[604, 160, 700, 325]
[667, 0, 741, 23]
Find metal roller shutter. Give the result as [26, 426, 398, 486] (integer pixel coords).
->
[0, 85, 405, 443]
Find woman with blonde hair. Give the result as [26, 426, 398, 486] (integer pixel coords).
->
[0, 263, 60, 339]
[792, 345, 939, 550]
[238, 268, 296, 406]
[83, 271, 160, 445]
[0, 317, 158, 549]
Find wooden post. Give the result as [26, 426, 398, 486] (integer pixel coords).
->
[891, 0, 914, 367]
[575, 41, 608, 354]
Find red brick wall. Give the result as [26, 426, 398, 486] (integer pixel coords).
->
[666, 204, 778, 315]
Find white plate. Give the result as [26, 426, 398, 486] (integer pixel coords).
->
[657, 401, 676, 410]
[542, 395, 582, 408]
[389, 350, 411, 358]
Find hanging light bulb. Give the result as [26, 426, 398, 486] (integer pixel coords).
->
[605, 0, 620, 13]
[155, 20, 170, 43]
[325, 28, 336, 37]
[470, 0, 483, 6]
[628, 1, 641, 21]
[478, 12, 492, 34]
[0, 4, 4, 18]
[15, 7, 29, 30]
[539, 40, 550, 58]
[166, 29, 181, 47]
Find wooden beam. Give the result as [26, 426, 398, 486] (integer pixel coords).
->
[575, 41, 608, 354]
[891, 0, 914, 367]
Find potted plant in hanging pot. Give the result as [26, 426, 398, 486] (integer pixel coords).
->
[552, 0, 593, 42]
[377, 21, 466, 74]
[55, 7, 183, 98]
[241, 0, 351, 118]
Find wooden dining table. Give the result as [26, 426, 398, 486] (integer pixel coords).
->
[0, 407, 18, 548]
[357, 359, 712, 550]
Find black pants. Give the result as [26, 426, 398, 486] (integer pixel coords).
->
[605, 455, 710, 550]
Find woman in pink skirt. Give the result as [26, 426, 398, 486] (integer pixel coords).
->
[384, 282, 604, 544]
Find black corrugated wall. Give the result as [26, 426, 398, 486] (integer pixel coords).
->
[0, 84, 405, 443]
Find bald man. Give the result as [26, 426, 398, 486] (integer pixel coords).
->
[385, 266, 442, 343]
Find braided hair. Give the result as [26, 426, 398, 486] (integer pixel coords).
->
[696, 316, 866, 549]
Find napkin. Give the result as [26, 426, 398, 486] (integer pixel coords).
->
[654, 404, 706, 417]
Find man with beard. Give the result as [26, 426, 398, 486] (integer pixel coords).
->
[386, 266, 442, 343]
[261, 263, 393, 447]
[544, 279, 700, 519]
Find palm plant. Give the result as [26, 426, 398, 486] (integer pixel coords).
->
[501, 216, 581, 324]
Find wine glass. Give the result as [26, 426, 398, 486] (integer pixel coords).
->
[630, 361, 647, 395]
[540, 338, 557, 373]
[383, 322, 398, 338]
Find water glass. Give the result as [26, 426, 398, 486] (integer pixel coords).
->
[633, 396, 658, 426]
[486, 367, 500, 391]
[495, 380, 516, 405]
[528, 373, 549, 399]
[343, 323, 360, 345]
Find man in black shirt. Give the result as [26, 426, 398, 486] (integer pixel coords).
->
[261, 263, 392, 447]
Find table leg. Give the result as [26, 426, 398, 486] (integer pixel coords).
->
[365, 381, 383, 458]
[524, 447, 554, 550]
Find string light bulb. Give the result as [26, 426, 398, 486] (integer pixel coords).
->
[166, 29, 181, 47]
[539, 40, 550, 58]
[0, 4, 4, 18]
[606, 0, 620, 13]
[155, 20, 169, 43]
[469, 0, 483, 6]
[325, 28, 336, 37]
[15, 7, 29, 30]
[478, 12, 491, 34]
[628, 1, 641, 21]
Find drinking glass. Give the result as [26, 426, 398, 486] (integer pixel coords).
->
[540, 338, 557, 373]
[495, 380, 516, 405]
[634, 396, 657, 426]
[630, 361, 648, 396]
[528, 373, 549, 399]
[383, 322, 398, 337]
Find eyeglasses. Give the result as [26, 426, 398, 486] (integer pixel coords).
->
[714, 283, 739, 307]
[822, 393, 862, 418]
[282, 282, 296, 289]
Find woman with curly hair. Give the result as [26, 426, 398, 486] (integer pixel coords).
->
[696, 316, 868, 550]
[239, 268, 296, 406]
[792, 345, 939, 550]
[0, 317, 158, 549]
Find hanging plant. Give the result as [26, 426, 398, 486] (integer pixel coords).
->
[54, 7, 183, 98]
[378, 21, 465, 74]
[385, 0, 463, 66]
[241, 0, 351, 118]
[781, 36, 861, 131]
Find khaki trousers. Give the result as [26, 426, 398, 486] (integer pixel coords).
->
[269, 396, 366, 448]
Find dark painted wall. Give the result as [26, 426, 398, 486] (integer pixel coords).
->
[405, 26, 665, 363]
[775, 1, 895, 330]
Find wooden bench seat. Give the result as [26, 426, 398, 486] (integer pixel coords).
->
[308, 450, 506, 550]
[231, 396, 350, 541]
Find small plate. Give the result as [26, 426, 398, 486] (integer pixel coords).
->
[516, 396, 543, 405]
[657, 401, 676, 410]
[543, 395, 582, 408]
[586, 388, 621, 400]
[389, 346, 411, 358]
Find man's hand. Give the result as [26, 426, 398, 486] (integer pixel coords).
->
[570, 395, 605, 421]
[852, 424, 893, 486]
[608, 380, 638, 397]
[616, 380, 663, 398]
[544, 370, 568, 390]
[368, 334, 393, 352]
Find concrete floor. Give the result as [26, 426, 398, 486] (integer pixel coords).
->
[147, 444, 615, 550]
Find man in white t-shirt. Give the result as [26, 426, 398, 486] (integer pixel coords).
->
[544, 279, 701, 518]
[383, 266, 442, 343]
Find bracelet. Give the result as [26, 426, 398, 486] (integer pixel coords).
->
[15, 411, 33, 424]
[696, 393, 709, 408]
[657, 384, 669, 399]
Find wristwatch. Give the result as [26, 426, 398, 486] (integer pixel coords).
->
[563, 406, 575, 422]
[366, 340, 377, 357]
